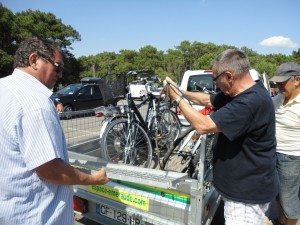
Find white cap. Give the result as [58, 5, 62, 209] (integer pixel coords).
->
[249, 69, 261, 81]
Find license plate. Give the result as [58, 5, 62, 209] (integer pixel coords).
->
[96, 203, 143, 225]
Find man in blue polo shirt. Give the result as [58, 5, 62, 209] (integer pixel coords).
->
[0, 37, 110, 225]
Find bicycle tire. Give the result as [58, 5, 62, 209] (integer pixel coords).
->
[184, 133, 216, 178]
[101, 118, 153, 168]
[149, 109, 181, 152]
[190, 132, 216, 178]
[160, 127, 194, 170]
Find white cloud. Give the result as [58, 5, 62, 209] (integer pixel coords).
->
[259, 36, 298, 48]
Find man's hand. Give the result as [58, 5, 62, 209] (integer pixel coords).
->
[91, 168, 111, 185]
[36, 158, 111, 185]
[56, 102, 64, 112]
[163, 76, 177, 88]
[163, 76, 182, 100]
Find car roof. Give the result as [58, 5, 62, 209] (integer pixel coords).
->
[180, 70, 213, 90]
[81, 77, 101, 84]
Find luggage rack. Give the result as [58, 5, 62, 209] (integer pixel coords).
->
[68, 151, 190, 189]
[105, 163, 190, 189]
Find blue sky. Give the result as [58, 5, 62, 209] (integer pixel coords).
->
[2, 0, 300, 58]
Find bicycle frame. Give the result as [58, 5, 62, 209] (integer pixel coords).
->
[99, 74, 181, 168]
[127, 85, 166, 137]
[97, 90, 157, 140]
[98, 81, 167, 140]
[177, 128, 202, 157]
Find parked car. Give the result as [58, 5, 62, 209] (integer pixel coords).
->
[53, 81, 119, 112]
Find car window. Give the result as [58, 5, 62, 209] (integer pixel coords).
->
[79, 86, 93, 96]
[187, 75, 213, 92]
[93, 86, 102, 97]
[56, 84, 82, 96]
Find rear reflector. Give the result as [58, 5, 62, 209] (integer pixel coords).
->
[73, 196, 88, 213]
[176, 108, 182, 116]
[95, 112, 104, 117]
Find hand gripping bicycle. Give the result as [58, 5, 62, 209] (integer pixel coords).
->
[160, 82, 217, 178]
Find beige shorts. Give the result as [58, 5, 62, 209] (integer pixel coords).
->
[224, 200, 270, 225]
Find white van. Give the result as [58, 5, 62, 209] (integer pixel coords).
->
[178, 70, 216, 125]
[129, 83, 147, 101]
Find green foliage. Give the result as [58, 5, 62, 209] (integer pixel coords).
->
[0, 5, 81, 83]
[2, 5, 300, 85]
[62, 51, 80, 85]
[135, 45, 163, 73]
[194, 53, 215, 70]
[0, 6, 17, 54]
[114, 49, 138, 74]
[0, 5, 17, 76]
[0, 49, 14, 77]
[291, 49, 300, 63]
[13, 10, 81, 49]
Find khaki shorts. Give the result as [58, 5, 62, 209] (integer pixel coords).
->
[224, 200, 270, 225]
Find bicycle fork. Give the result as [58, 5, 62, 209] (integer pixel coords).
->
[123, 116, 137, 165]
[178, 131, 202, 161]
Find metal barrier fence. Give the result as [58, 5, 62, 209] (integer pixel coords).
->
[60, 109, 102, 147]
[60, 101, 148, 148]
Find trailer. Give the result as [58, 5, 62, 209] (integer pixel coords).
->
[61, 109, 221, 225]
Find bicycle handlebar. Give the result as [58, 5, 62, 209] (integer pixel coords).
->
[194, 82, 216, 95]
[126, 69, 149, 76]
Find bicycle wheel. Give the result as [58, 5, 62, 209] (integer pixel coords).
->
[101, 118, 153, 168]
[190, 132, 216, 179]
[160, 126, 198, 174]
[150, 109, 181, 151]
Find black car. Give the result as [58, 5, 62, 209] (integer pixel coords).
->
[53, 83, 119, 112]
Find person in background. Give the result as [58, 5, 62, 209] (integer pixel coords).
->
[54, 99, 64, 112]
[50, 84, 64, 112]
[0, 37, 110, 225]
[163, 49, 278, 225]
[269, 62, 300, 225]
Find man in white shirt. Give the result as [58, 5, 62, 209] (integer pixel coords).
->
[0, 37, 110, 225]
[270, 62, 300, 225]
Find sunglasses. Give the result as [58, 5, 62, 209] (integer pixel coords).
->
[40, 56, 64, 73]
[213, 71, 226, 82]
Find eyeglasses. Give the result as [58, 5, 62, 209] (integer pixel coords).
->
[40, 57, 64, 73]
[213, 71, 226, 82]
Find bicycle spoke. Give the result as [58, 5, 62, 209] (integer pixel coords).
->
[101, 118, 153, 168]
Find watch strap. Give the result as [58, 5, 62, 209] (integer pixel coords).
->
[175, 96, 183, 104]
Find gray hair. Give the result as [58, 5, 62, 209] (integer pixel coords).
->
[13, 37, 62, 68]
[212, 49, 251, 78]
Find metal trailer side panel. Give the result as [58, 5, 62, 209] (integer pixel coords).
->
[70, 156, 192, 224]
[69, 134, 220, 225]
[62, 110, 220, 225]
[74, 183, 189, 225]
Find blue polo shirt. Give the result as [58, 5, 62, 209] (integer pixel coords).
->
[0, 69, 74, 225]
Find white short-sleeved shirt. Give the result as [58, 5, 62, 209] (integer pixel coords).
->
[273, 93, 300, 156]
[0, 69, 74, 225]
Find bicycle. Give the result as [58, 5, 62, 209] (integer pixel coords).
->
[160, 82, 217, 178]
[96, 70, 181, 168]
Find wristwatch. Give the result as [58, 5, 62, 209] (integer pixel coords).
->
[175, 96, 183, 104]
